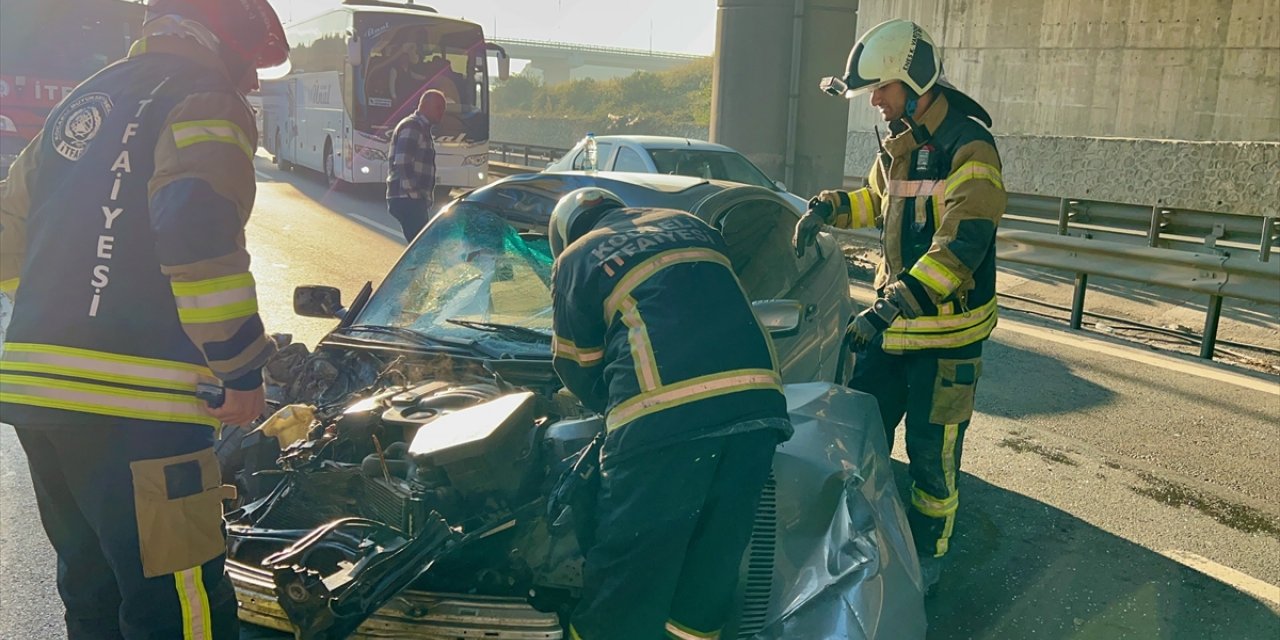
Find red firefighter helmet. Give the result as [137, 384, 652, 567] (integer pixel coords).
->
[146, 0, 289, 72]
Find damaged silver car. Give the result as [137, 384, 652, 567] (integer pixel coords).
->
[220, 172, 927, 639]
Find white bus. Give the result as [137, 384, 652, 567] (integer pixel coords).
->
[262, 0, 508, 196]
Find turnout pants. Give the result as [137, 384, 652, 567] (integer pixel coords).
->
[14, 420, 239, 639]
[849, 338, 983, 558]
[570, 430, 778, 640]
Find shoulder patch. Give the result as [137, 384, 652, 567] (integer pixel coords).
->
[51, 92, 113, 162]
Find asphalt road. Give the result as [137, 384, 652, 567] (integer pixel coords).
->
[2, 158, 1277, 639]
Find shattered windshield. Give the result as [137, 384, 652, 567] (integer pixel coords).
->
[355, 204, 555, 354]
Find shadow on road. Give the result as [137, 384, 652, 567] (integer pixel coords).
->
[977, 340, 1115, 418]
[904, 462, 1280, 640]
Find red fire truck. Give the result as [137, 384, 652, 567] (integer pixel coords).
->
[0, 0, 145, 177]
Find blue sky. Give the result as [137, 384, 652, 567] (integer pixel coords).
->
[266, 0, 718, 55]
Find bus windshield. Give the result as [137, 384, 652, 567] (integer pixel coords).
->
[356, 14, 488, 141]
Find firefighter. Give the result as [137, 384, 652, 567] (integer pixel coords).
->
[794, 19, 1007, 590]
[0, 1, 288, 637]
[548, 188, 792, 640]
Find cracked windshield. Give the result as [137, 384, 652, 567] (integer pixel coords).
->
[357, 205, 555, 342]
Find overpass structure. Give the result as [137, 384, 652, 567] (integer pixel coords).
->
[491, 37, 706, 85]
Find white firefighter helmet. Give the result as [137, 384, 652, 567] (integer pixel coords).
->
[548, 187, 626, 258]
[821, 19, 941, 98]
[820, 19, 993, 127]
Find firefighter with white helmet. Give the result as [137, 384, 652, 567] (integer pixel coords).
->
[796, 19, 1007, 591]
[0, 1, 289, 636]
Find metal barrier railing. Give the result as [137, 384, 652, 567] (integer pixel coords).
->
[489, 141, 568, 168]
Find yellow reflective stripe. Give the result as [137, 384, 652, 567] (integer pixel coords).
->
[176, 566, 213, 640]
[0, 374, 218, 427]
[883, 308, 998, 350]
[177, 299, 259, 324]
[0, 361, 205, 393]
[887, 297, 998, 333]
[666, 619, 721, 640]
[0, 277, 18, 295]
[603, 248, 732, 322]
[607, 369, 781, 432]
[171, 273, 256, 297]
[887, 179, 945, 198]
[942, 423, 959, 496]
[172, 119, 254, 159]
[909, 255, 963, 296]
[2, 342, 214, 379]
[569, 625, 585, 640]
[945, 161, 1003, 197]
[552, 336, 604, 366]
[619, 296, 661, 391]
[850, 188, 876, 228]
[912, 485, 958, 518]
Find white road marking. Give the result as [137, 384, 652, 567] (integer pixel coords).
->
[1163, 550, 1280, 606]
[848, 285, 1280, 396]
[349, 214, 404, 241]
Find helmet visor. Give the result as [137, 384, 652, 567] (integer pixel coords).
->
[257, 57, 291, 81]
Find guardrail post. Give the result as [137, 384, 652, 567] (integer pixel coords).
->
[1261, 217, 1278, 262]
[1200, 294, 1223, 360]
[1057, 198, 1070, 235]
[1149, 206, 1170, 248]
[1070, 272, 1088, 330]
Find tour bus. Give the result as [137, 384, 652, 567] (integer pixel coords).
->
[261, 0, 509, 196]
[0, 0, 144, 178]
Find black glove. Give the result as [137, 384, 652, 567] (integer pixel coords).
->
[793, 197, 834, 258]
[844, 297, 900, 351]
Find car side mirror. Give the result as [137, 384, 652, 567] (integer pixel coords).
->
[774, 180, 787, 192]
[295, 285, 344, 319]
[752, 299, 805, 337]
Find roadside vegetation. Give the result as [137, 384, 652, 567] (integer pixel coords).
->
[492, 58, 712, 134]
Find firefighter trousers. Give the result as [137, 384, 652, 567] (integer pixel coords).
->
[570, 429, 779, 640]
[849, 338, 984, 559]
[14, 420, 239, 640]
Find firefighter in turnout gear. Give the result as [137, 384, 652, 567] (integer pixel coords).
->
[549, 188, 793, 640]
[797, 19, 1007, 590]
[0, 1, 288, 637]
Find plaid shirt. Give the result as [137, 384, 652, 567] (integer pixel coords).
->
[387, 113, 437, 200]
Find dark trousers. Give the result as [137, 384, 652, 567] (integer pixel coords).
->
[14, 421, 239, 639]
[849, 338, 984, 559]
[387, 196, 431, 242]
[570, 430, 778, 640]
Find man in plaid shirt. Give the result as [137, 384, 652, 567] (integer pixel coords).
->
[387, 90, 445, 241]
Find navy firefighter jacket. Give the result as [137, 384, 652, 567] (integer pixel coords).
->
[551, 207, 790, 465]
[0, 36, 275, 429]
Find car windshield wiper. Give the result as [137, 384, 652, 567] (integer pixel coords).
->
[330, 324, 471, 349]
[446, 318, 552, 343]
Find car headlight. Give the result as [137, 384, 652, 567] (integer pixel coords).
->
[463, 154, 488, 167]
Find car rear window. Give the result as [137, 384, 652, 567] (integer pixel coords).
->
[647, 149, 775, 189]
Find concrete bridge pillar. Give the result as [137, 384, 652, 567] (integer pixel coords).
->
[531, 59, 574, 85]
[710, 0, 859, 198]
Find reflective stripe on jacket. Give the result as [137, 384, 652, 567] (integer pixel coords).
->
[828, 93, 1006, 353]
[0, 35, 274, 428]
[551, 208, 788, 465]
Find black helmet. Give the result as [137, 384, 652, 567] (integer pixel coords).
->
[548, 187, 626, 258]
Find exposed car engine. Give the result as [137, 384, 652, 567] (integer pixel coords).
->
[221, 341, 601, 638]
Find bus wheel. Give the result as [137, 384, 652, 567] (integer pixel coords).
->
[324, 141, 342, 190]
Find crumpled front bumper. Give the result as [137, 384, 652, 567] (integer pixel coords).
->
[228, 560, 563, 639]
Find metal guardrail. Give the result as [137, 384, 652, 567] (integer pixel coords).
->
[489, 141, 566, 169]
[490, 142, 1279, 360]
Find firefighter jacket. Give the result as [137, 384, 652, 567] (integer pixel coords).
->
[0, 34, 274, 429]
[551, 208, 789, 465]
[828, 92, 1007, 354]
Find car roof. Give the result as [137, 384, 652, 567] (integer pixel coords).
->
[462, 171, 787, 230]
[590, 135, 736, 153]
